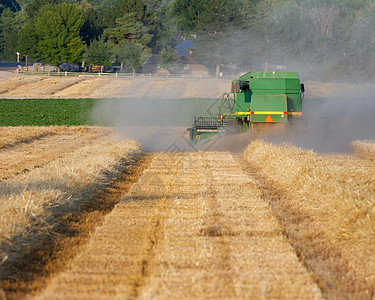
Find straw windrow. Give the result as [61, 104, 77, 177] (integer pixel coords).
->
[244, 140, 375, 299]
[0, 139, 142, 279]
[351, 140, 375, 161]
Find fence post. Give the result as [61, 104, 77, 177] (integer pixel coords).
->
[65, 71, 67, 77]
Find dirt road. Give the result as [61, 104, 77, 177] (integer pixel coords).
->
[34, 152, 322, 299]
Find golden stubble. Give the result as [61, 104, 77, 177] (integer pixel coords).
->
[351, 140, 375, 161]
[245, 140, 375, 299]
[35, 152, 322, 300]
[0, 137, 142, 272]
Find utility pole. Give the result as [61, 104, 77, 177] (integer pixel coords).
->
[16, 52, 20, 62]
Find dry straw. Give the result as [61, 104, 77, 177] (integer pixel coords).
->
[0, 126, 54, 149]
[0, 139, 141, 269]
[245, 140, 375, 299]
[351, 140, 375, 161]
[35, 152, 322, 300]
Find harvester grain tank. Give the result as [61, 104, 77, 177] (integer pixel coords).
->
[188, 71, 305, 142]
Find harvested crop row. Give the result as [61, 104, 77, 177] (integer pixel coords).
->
[244, 140, 375, 299]
[0, 77, 84, 98]
[0, 127, 54, 149]
[0, 76, 42, 95]
[35, 152, 322, 299]
[52, 78, 111, 98]
[0, 127, 115, 179]
[351, 140, 375, 161]
[0, 139, 142, 292]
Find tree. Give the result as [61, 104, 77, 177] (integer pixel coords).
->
[107, 0, 152, 27]
[34, 3, 85, 65]
[18, 19, 38, 59]
[0, 9, 26, 61]
[103, 0, 160, 50]
[84, 35, 114, 72]
[116, 39, 151, 75]
[160, 46, 178, 71]
[168, 0, 244, 75]
[0, 0, 21, 15]
[168, 0, 243, 33]
[104, 13, 152, 46]
[168, 0, 204, 32]
[80, 6, 104, 46]
[25, 0, 58, 18]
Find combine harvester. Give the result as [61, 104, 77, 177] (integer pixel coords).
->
[188, 71, 305, 142]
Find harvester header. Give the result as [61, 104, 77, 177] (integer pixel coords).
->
[188, 71, 305, 142]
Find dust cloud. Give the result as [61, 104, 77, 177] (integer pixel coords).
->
[92, 96, 220, 152]
[92, 83, 375, 153]
[268, 85, 375, 153]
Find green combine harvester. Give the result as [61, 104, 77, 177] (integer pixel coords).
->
[188, 71, 305, 142]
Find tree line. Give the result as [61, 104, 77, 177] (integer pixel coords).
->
[1, 0, 375, 79]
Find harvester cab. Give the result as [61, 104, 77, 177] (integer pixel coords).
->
[188, 71, 305, 143]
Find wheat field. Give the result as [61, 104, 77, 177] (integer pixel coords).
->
[34, 152, 322, 300]
[1, 126, 374, 299]
[351, 140, 375, 161]
[244, 140, 375, 299]
[0, 127, 142, 298]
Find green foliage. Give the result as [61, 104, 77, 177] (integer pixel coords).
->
[1, 0, 375, 80]
[191, 32, 232, 75]
[168, 0, 243, 33]
[106, 0, 161, 49]
[0, 98, 99, 126]
[160, 46, 178, 70]
[25, 0, 58, 18]
[80, 6, 104, 46]
[18, 20, 38, 58]
[168, 0, 203, 31]
[34, 3, 85, 65]
[0, 9, 26, 61]
[115, 39, 151, 73]
[104, 13, 152, 46]
[87, 0, 117, 8]
[84, 35, 114, 67]
[0, 0, 21, 14]
[111, 0, 151, 27]
[168, 0, 245, 74]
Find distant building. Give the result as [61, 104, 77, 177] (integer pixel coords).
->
[177, 55, 209, 76]
[175, 40, 194, 55]
[143, 54, 209, 77]
[142, 37, 209, 76]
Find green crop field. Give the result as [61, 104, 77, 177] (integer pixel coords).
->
[0, 98, 321, 127]
[0, 98, 219, 127]
[0, 99, 99, 126]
